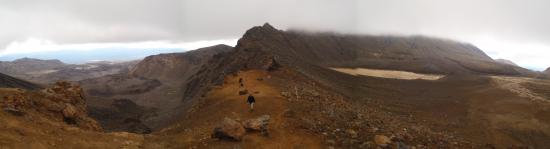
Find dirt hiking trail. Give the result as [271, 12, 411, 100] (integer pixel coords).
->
[156, 70, 322, 149]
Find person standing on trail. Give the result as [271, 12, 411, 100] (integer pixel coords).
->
[247, 94, 256, 111]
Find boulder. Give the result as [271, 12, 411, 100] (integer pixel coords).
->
[62, 104, 78, 118]
[243, 115, 270, 131]
[2, 93, 27, 110]
[243, 115, 270, 136]
[212, 118, 246, 141]
[374, 135, 391, 147]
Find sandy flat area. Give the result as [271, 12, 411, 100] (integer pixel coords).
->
[331, 67, 444, 80]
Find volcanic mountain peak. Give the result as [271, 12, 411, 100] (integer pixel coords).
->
[233, 23, 527, 76]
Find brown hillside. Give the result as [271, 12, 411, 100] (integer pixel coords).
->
[130, 44, 233, 82]
[175, 23, 550, 148]
[79, 44, 233, 133]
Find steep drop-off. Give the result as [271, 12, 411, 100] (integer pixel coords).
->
[79, 44, 233, 132]
[0, 73, 40, 90]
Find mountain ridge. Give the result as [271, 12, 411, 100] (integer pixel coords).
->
[225, 23, 533, 77]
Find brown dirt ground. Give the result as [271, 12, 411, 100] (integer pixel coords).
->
[150, 70, 322, 148]
[3, 68, 550, 149]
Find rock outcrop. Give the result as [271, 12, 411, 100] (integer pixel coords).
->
[40, 81, 103, 131]
[212, 118, 246, 141]
[243, 115, 270, 132]
[212, 115, 272, 141]
[1, 81, 102, 131]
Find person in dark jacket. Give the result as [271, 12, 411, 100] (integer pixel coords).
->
[247, 94, 256, 111]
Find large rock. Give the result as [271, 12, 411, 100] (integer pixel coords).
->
[243, 115, 270, 131]
[212, 118, 246, 141]
[374, 135, 392, 147]
[62, 104, 78, 118]
[2, 93, 27, 110]
[41, 81, 103, 131]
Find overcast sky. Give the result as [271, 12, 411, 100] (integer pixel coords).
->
[0, 0, 549, 70]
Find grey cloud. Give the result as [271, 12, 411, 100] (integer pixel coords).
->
[0, 0, 549, 48]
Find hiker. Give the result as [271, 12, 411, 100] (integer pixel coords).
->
[247, 94, 256, 111]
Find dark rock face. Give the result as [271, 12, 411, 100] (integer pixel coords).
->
[87, 99, 154, 134]
[129, 44, 233, 82]
[80, 75, 161, 97]
[0, 73, 41, 90]
[80, 44, 233, 132]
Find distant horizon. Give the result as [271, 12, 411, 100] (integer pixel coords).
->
[0, 47, 186, 64]
[0, 38, 238, 64]
[0, 45, 546, 71]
